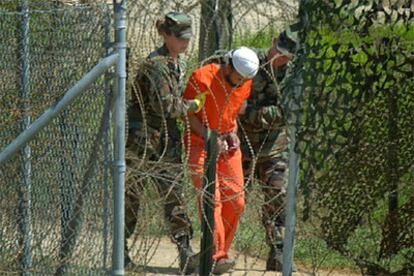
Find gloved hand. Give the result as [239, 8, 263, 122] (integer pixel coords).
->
[192, 91, 209, 113]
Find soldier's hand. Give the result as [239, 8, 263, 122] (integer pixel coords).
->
[193, 91, 209, 112]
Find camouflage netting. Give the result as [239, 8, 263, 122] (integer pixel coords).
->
[0, 2, 113, 275]
[285, 0, 414, 274]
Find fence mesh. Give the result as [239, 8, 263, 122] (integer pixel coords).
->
[0, 2, 113, 275]
[1, 0, 414, 275]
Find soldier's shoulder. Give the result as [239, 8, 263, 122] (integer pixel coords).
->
[148, 54, 171, 65]
[139, 56, 170, 74]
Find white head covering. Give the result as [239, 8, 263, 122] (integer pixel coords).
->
[230, 47, 259, 79]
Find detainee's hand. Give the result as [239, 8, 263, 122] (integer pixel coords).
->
[224, 132, 240, 152]
[217, 136, 229, 154]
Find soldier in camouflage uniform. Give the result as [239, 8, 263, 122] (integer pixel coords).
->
[126, 12, 206, 274]
[239, 25, 299, 271]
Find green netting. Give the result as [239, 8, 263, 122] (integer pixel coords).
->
[283, 0, 414, 274]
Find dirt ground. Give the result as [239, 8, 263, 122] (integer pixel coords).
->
[125, 237, 361, 276]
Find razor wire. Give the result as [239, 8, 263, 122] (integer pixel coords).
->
[125, 0, 413, 275]
[0, 2, 114, 275]
[124, 0, 301, 275]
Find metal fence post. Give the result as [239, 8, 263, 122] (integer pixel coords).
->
[282, 70, 304, 276]
[11, 2, 34, 273]
[103, 6, 113, 271]
[282, 129, 300, 276]
[17, 1, 33, 274]
[112, 0, 127, 275]
[282, 5, 308, 273]
[199, 131, 218, 275]
[283, 72, 303, 275]
[282, 50, 305, 276]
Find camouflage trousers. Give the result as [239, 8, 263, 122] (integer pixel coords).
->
[125, 127, 193, 246]
[243, 154, 288, 249]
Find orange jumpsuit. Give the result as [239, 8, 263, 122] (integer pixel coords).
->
[183, 63, 252, 261]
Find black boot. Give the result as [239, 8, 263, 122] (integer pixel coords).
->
[124, 253, 133, 268]
[176, 236, 199, 275]
[266, 246, 283, 271]
[266, 246, 297, 272]
[124, 239, 134, 269]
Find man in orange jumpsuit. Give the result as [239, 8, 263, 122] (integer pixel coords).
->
[183, 47, 259, 274]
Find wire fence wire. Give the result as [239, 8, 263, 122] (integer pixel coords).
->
[0, 2, 113, 275]
[1, 0, 414, 275]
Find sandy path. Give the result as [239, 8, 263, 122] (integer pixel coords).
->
[125, 237, 360, 276]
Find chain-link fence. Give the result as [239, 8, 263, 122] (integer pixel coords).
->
[0, 1, 114, 275]
[1, 0, 413, 275]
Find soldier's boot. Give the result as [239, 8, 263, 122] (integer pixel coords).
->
[266, 246, 283, 271]
[266, 246, 297, 272]
[124, 239, 134, 269]
[266, 226, 296, 272]
[176, 235, 199, 275]
[124, 253, 133, 269]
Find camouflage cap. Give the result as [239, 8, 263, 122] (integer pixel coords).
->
[276, 23, 299, 56]
[165, 11, 193, 39]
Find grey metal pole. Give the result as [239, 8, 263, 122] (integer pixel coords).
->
[282, 5, 307, 273]
[18, 1, 33, 274]
[102, 8, 112, 271]
[112, 0, 127, 275]
[282, 130, 300, 276]
[282, 73, 303, 276]
[0, 53, 119, 165]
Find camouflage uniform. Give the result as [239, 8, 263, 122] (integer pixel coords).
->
[126, 44, 193, 247]
[240, 48, 290, 259]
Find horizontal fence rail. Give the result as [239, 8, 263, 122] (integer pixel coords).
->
[0, 53, 119, 165]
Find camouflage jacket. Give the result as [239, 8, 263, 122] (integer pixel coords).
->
[240, 48, 290, 159]
[127, 45, 189, 160]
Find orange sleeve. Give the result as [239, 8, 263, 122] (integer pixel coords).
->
[183, 69, 208, 101]
[183, 73, 197, 101]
